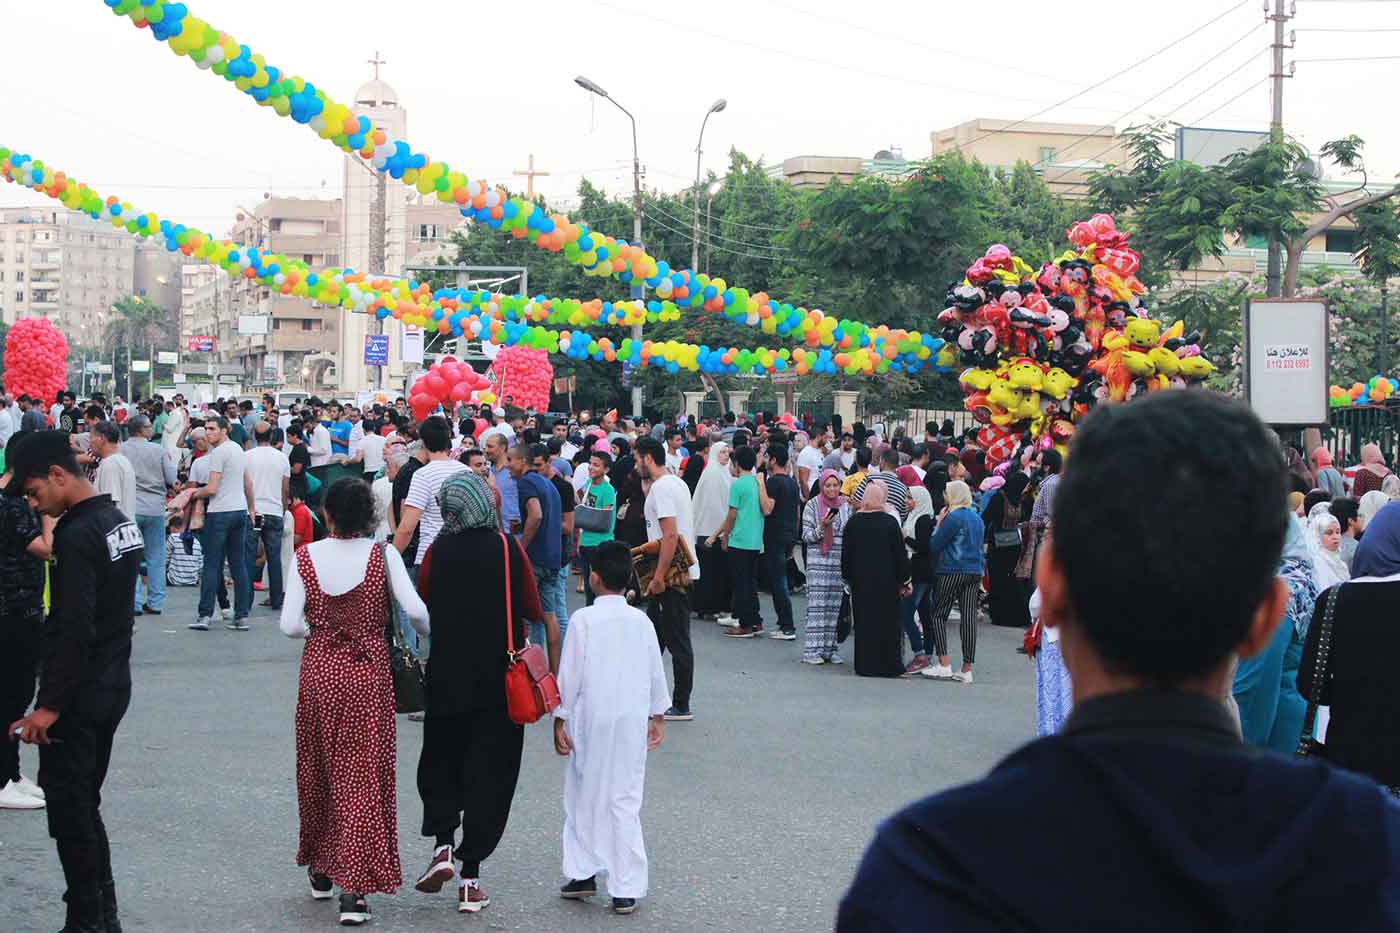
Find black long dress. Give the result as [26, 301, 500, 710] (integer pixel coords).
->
[983, 483, 1031, 629]
[841, 510, 910, 677]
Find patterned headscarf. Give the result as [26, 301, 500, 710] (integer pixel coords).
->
[437, 472, 498, 536]
[1278, 514, 1320, 637]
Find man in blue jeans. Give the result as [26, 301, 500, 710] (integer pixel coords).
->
[508, 443, 562, 650]
[121, 414, 177, 614]
[188, 415, 254, 631]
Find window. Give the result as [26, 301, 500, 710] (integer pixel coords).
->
[15, 289, 23, 303]
[417, 224, 440, 241]
[304, 254, 314, 264]
[1038, 147, 1057, 165]
[1325, 228, 1357, 254]
[15, 270, 23, 282]
[301, 320, 314, 331]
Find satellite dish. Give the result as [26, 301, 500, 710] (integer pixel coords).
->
[873, 149, 895, 161]
[1297, 157, 1322, 179]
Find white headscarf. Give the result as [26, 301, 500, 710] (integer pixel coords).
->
[1359, 490, 1390, 530]
[903, 484, 935, 549]
[1307, 511, 1350, 590]
[692, 441, 734, 537]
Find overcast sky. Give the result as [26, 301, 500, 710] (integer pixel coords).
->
[4, 0, 1399, 249]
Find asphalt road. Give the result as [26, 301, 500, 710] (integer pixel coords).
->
[2, 576, 1036, 932]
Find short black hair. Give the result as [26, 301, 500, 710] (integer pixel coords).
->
[323, 478, 377, 538]
[589, 540, 634, 592]
[286, 423, 303, 440]
[723, 411, 736, 425]
[733, 445, 757, 471]
[767, 444, 789, 468]
[731, 430, 750, 449]
[84, 404, 105, 422]
[1054, 391, 1286, 685]
[546, 436, 563, 456]
[665, 427, 683, 441]
[92, 421, 120, 445]
[879, 447, 900, 470]
[634, 435, 666, 469]
[458, 448, 484, 466]
[289, 476, 308, 501]
[590, 451, 613, 470]
[529, 442, 550, 463]
[1331, 496, 1359, 533]
[205, 415, 230, 431]
[856, 447, 873, 469]
[419, 416, 451, 453]
[911, 443, 928, 462]
[10, 430, 81, 484]
[1302, 489, 1331, 517]
[1041, 448, 1063, 475]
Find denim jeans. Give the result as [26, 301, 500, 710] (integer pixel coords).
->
[531, 564, 564, 646]
[761, 541, 795, 633]
[198, 510, 252, 620]
[900, 582, 933, 656]
[244, 514, 285, 607]
[133, 513, 167, 611]
[396, 563, 427, 659]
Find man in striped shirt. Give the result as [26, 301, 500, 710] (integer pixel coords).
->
[853, 447, 911, 517]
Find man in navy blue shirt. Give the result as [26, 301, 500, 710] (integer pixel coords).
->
[839, 391, 1400, 932]
[508, 443, 562, 661]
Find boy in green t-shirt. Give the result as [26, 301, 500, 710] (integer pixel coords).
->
[577, 451, 618, 605]
[708, 445, 772, 637]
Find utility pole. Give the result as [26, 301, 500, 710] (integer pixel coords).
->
[1265, 0, 1292, 297]
[1382, 286, 1391, 375]
[629, 135, 644, 419]
[369, 169, 388, 391]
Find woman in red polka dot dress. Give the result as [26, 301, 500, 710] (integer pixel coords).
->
[280, 478, 430, 926]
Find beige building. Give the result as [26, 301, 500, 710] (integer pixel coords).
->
[768, 150, 911, 189]
[0, 206, 135, 347]
[931, 118, 1127, 199]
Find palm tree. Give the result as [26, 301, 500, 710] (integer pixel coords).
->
[104, 296, 166, 398]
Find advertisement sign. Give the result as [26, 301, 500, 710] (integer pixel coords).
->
[156, 350, 180, 365]
[237, 314, 271, 336]
[85, 362, 113, 374]
[131, 360, 151, 373]
[1244, 299, 1329, 426]
[188, 336, 215, 353]
[401, 326, 424, 365]
[364, 334, 389, 366]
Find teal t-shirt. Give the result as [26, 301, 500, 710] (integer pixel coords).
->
[578, 478, 617, 547]
[728, 474, 763, 552]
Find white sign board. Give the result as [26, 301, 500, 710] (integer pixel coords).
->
[1244, 298, 1329, 426]
[131, 360, 151, 373]
[237, 314, 271, 336]
[401, 326, 424, 365]
[157, 350, 180, 365]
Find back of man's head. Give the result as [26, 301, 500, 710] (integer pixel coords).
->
[255, 422, 272, 444]
[1052, 391, 1286, 685]
[733, 445, 757, 472]
[880, 447, 900, 471]
[419, 416, 451, 453]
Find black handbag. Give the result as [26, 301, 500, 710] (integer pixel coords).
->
[1296, 585, 1337, 759]
[382, 545, 425, 714]
[836, 589, 853, 644]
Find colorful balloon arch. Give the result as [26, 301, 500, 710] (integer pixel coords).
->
[3, 0, 1218, 468]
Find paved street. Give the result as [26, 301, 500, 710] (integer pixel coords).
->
[3, 577, 1035, 932]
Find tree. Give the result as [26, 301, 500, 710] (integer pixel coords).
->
[104, 296, 165, 398]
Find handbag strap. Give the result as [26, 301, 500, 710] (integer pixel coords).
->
[1300, 584, 1339, 742]
[501, 533, 516, 657]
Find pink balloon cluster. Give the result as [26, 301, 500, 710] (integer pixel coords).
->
[488, 346, 553, 412]
[408, 356, 492, 421]
[4, 317, 69, 408]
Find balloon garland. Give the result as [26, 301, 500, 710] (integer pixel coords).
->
[1330, 376, 1397, 407]
[4, 317, 70, 406]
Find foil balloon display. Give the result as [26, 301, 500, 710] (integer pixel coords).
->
[4, 317, 70, 407]
[407, 356, 493, 422]
[488, 346, 553, 412]
[942, 214, 1215, 470]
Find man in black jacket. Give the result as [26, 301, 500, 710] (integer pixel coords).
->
[838, 391, 1400, 932]
[9, 431, 142, 933]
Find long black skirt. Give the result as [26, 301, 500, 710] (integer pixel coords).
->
[693, 540, 732, 615]
[986, 546, 1030, 628]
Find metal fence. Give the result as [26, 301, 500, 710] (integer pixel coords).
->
[1288, 401, 1400, 468]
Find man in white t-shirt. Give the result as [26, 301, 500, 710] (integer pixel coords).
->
[664, 428, 686, 475]
[244, 422, 292, 609]
[161, 399, 188, 457]
[795, 429, 826, 497]
[349, 429, 388, 481]
[91, 421, 137, 521]
[635, 435, 697, 722]
[307, 412, 333, 469]
[189, 415, 254, 631]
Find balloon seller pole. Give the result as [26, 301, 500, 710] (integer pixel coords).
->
[629, 114, 644, 420]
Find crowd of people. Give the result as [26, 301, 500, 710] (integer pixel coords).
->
[5, 384, 1400, 930]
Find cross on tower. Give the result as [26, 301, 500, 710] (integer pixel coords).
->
[512, 153, 551, 199]
[368, 51, 386, 81]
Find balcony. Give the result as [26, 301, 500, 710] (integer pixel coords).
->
[30, 300, 58, 311]
[29, 259, 59, 271]
[268, 330, 337, 352]
[1225, 247, 1362, 275]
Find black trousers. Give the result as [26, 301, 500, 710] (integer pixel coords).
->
[417, 708, 524, 877]
[40, 688, 130, 924]
[0, 613, 42, 784]
[647, 587, 692, 711]
[728, 548, 762, 629]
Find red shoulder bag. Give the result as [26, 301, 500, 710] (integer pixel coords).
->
[501, 534, 560, 725]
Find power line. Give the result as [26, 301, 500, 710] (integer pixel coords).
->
[641, 211, 790, 263]
[1293, 54, 1400, 61]
[1189, 76, 1271, 126]
[644, 201, 790, 251]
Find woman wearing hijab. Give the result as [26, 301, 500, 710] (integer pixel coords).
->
[1299, 501, 1400, 794]
[840, 482, 910, 678]
[1307, 510, 1350, 591]
[898, 485, 936, 674]
[1382, 473, 1400, 500]
[958, 448, 986, 490]
[1312, 448, 1345, 498]
[680, 435, 707, 494]
[1284, 445, 1315, 495]
[410, 472, 552, 916]
[1358, 489, 1390, 533]
[1351, 443, 1391, 498]
[691, 442, 735, 621]
[982, 472, 1032, 629]
[1232, 514, 1319, 753]
[919, 480, 986, 683]
[801, 468, 852, 664]
[922, 459, 949, 514]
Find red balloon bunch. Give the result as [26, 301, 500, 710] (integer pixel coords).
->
[4, 317, 70, 407]
[488, 346, 553, 412]
[408, 356, 493, 421]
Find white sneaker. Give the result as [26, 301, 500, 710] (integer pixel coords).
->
[221, 607, 234, 621]
[825, 654, 844, 665]
[0, 780, 45, 809]
[953, 669, 974, 684]
[919, 664, 955, 680]
[716, 614, 739, 628]
[800, 656, 825, 665]
[14, 774, 44, 800]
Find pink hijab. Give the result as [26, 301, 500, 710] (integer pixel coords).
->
[816, 468, 845, 555]
[1360, 443, 1391, 478]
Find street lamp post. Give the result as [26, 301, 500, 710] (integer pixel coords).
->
[691, 98, 727, 274]
[705, 180, 724, 277]
[575, 75, 646, 418]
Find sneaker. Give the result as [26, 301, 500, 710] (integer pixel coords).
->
[338, 893, 369, 925]
[142, 604, 162, 616]
[800, 656, 826, 665]
[458, 880, 490, 914]
[612, 897, 638, 915]
[188, 618, 212, 631]
[13, 774, 44, 800]
[716, 614, 740, 628]
[824, 654, 844, 665]
[226, 619, 251, 632]
[308, 868, 334, 901]
[663, 707, 693, 722]
[919, 663, 955, 680]
[259, 599, 281, 609]
[952, 669, 974, 684]
[407, 711, 426, 722]
[221, 607, 234, 621]
[414, 844, 457, 893]
[722, 626, 761, 638]
[905, 654, 931, 674]
[0, 780, 45, 809]
[559, 876, 597, 900]
[769, 629, 797, 641]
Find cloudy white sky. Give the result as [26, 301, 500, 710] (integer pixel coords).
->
[4, 0, 1399, 246]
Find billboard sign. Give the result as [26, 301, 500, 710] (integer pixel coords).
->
[402, 326, 424, 365]
[156, 350, 180, 365]
[131, 360, 151, 373]
[1244, 298, 1329, 426]
[237, 314, 271, 336]
[188, 336, 215, 353]
[1174, 127, 1270, 167]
